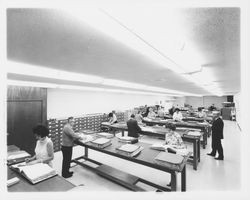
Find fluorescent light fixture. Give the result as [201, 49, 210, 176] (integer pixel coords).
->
[7, 79, 178, 97]
[7, 61, 103, 84]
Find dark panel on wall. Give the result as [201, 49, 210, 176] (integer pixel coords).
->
[7, 101, 42, 154]
[227, 95, 234, 102]
[7, 86, 47, 155]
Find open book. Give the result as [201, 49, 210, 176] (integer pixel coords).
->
[90, 138, 112, 149]
[10, 162, 57, 184]
[96, 132, 114, 139]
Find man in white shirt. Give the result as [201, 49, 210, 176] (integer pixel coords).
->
[173, 108, 183, 121]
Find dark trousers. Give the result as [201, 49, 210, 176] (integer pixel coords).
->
[61, 146, 73, 176]
[211, 138, 224, 158]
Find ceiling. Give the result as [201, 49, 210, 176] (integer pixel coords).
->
[6, 6, 241, 96]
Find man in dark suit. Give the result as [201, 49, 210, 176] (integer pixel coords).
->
[207, 111, 224, 160]
[127, 114, 142, 138]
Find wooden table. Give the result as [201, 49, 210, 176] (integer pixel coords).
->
[7, 167, 75, 192]
[141, 118, 209, 149]
[101, 122, 201, 170]
[73, 136, 188, 192]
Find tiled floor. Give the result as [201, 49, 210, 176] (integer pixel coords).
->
[53, 120, 241, 192]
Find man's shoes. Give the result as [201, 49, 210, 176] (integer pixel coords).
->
[207, 153, 215, 157]
[214, 157, 224, 160]
[62, 171, 74, 178]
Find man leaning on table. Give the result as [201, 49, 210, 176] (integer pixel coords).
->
[61, 117, 81, 178]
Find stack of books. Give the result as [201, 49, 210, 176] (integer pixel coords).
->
[90, 138, 112, 149]
[154, 152, 184, 167]
[116, 144, 143, 157]
[96, 132, 114, 139]
[187, 131, 201, 137]
[117, 136, 138, 144]
[7, 150, 31, 165]
[80, 129, 96, 135]
[10, 162, 57, 184]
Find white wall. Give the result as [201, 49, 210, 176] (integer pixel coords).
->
[234, 92, 241, 129]
[180, 96, 227, 109]
[47, 88, 167, 119]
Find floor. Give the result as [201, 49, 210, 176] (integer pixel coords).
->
[53, 120, 241, 192]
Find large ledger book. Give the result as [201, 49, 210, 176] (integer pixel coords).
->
[96, 132, 114, 139]
[7, 150, 31, 165]
[116, 144, 143, 157]
[90, 138, 111, 149]
[79, 134, 95, 143]
[117, 136, 138, 144]
[10, 162, 57, 184]
[154, 152, 184, 167]
[186, 131, 201, 137]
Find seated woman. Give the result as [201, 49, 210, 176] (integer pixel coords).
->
[165, 123, 185, 149]
[172, 108, 183, 121]
[135, 110, 143, 123]
[25, 124, 54, 167]
[108, 112, 118, 125]
[147, 107, 156, 119]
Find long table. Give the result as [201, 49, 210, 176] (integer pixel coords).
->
[7, 167, 75, 192]
[142, 118, 209, 149]
[101, 122, 201, 170]
[73, 136, 188, 192]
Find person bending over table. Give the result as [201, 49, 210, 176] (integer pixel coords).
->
[127, 114, 142, 138]
[108, 112, 118, 125]
[61, 117, 81, 178]
[25, 124, 54, 167]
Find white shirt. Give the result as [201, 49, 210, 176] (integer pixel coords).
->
[173, 111, 183, 121]
[147, 111, 156, 119]
[35, 137, 53, 167]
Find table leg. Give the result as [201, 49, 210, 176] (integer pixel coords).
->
[193, 140, 197, 170]
[198, 139, 200, 162]
[181, 165, 186, 191]
[171, 172, 177, 191]
[85, 147, 88, 158]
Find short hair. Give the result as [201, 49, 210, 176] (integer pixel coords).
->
[175, 108, 180, 112]
[130, 114, 135, 118]
[165, 123, 176, 131]
[32, 124, 49, 137]
[108, 112, 113, 117]
[68, 116, 74, 122]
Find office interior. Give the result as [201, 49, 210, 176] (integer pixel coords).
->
[1, 1, 250, 199]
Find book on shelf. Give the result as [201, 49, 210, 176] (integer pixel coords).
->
[117, 136, 138, 144]
[7, 150, 31, 165]
[116, 144, 143, 157]
[154, 152, 184, 167]
[10, 162, 57, 184]
[90, 138, 112, 149]
[96, 132, 114, 138]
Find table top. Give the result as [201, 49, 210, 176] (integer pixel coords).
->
[7, 167, 75, 192]
[76, 136, 189, 172]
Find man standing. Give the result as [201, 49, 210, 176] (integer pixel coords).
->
[127, 114, 142, 138]
[61, 117, 81, 178]
[207, 111, 224, 160]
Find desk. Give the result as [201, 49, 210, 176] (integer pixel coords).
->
[102, 122, 200, 170]
[7, 167, 75, 192]
[141, 119, 209, 149]
[74, 137, 188, 191]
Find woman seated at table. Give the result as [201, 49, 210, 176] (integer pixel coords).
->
[25, 124, 54, 167]
[108, 112, 118, 125]
[147, 107, 156, 119]
[135, 110, 144, 123]
[172, 108, 183, 122]
[165, 123, 185, 149]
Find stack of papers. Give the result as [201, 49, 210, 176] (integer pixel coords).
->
[187, 131, 201, 137]
[116, 144, 143, 157]
[117, 136, 138, 144]
[150, 143, 168, 151]
[96, 132, 114, 139]
[79, 134, 95, 143]
[7, 151, 31, 165]
[90, 138, 111, 149]
[10, 162, 57, 184]
[154, 152, 184, 167]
